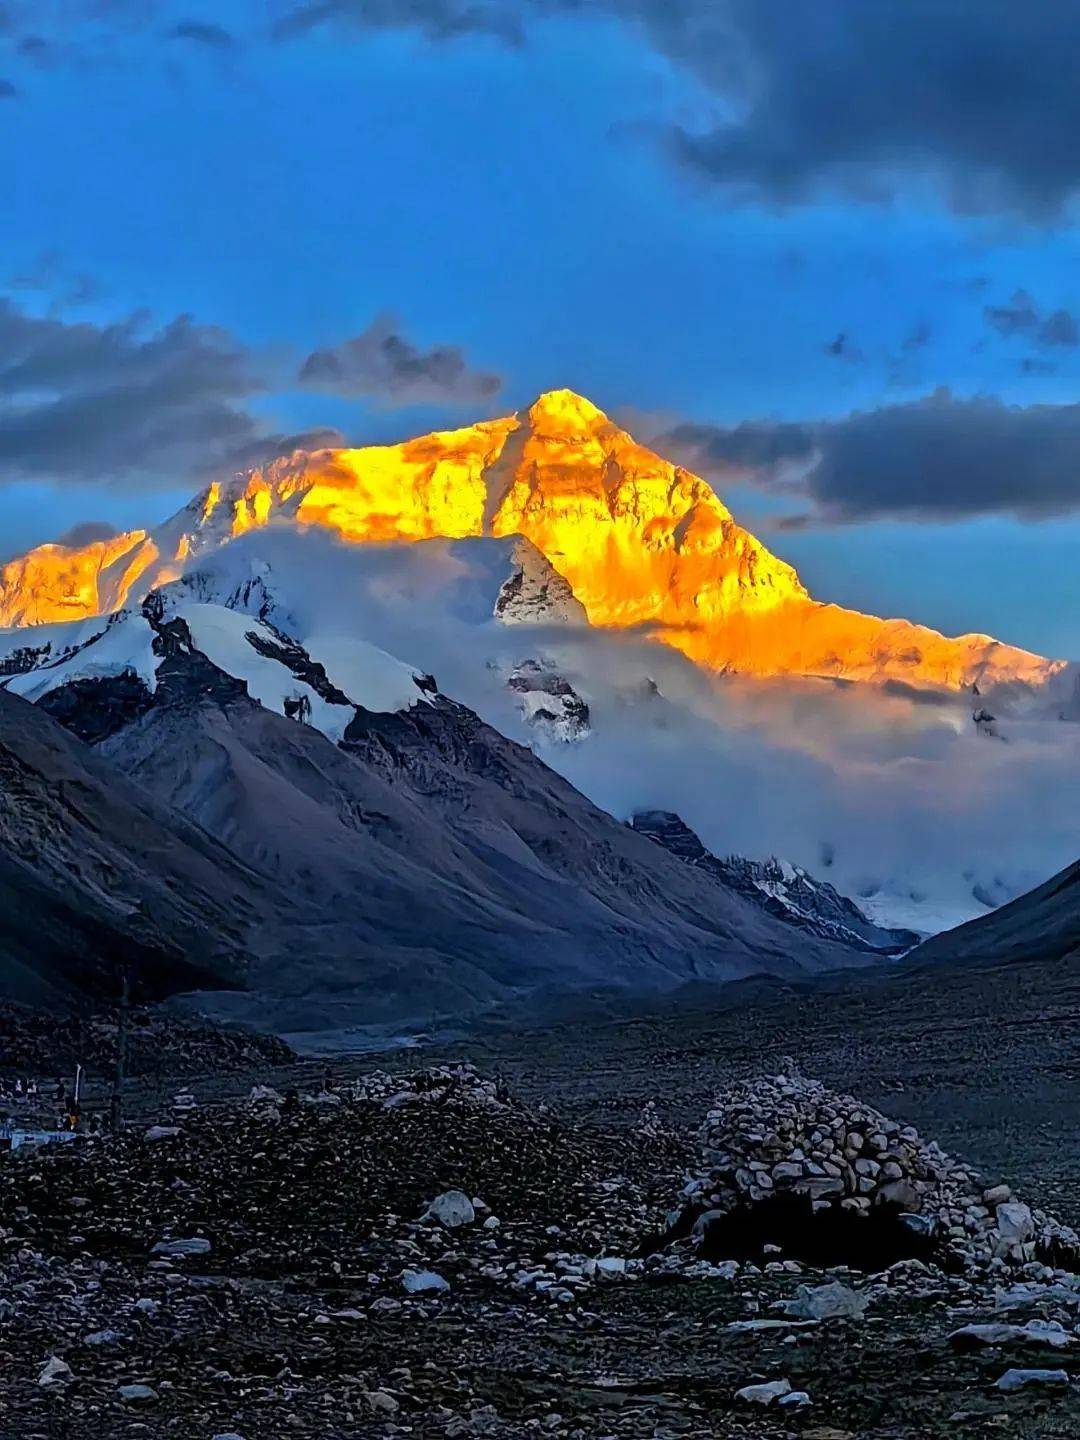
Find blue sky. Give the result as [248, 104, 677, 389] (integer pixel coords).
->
[3, 2, 1080, 654]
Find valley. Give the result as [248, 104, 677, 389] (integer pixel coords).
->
[1, 949, 1079, 1438]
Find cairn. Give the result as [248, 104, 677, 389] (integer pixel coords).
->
[689, 1069, 1079, 1269]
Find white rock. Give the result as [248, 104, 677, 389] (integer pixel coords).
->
[118, 1383, 158, 1402]
[952, 1319, 1072, 1350]
[84, 1329, 121, 1346]
[735, 1378, 792, 1406]
[778, 1390, 812, 1407]
[402, 1269, 450, 1295]
[596, 1256, 627, 1275]
[365, 1390, 400, 1413]
[784, 1281, 868, 1321]
[152, 1236, 211, 1257]
[995, 1368, 1070, 1391]
[144, 1126, 180, 1142]
[996, 1202, 1034, 1244]
[38, 1356, 72, 1386]
[425, 1190, 475, 1228]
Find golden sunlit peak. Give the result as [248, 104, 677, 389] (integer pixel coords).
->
[527, 389, 609, 434]
[0, 393, 1063, 696]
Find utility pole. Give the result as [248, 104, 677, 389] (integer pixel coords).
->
[109, 968, 130, 1132]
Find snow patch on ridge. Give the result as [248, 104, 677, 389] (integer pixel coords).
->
[179, 604, 355, 743]
[4, 611, 159, 703]
[301, 631, 433, 718]
[1, 594, 433, 744]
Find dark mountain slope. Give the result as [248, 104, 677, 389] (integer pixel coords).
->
[67, 627, 861, 1033]
[912, 858, 1080, 967]
[0, 689, 263, 1003]
[1, 599, 864, 1034]
[629, 809, 917, 953]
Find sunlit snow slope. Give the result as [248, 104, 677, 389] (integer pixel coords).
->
[0, 390, 1062, 693]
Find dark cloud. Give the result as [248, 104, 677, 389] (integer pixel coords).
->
[660, 1, 1080, 218]
[1039, 309, 1079, 347]
[272, 0, 523, 44]
[9, 251, 65, 292]
[902, 322, 932, 353]
[299, 314, 503, 407]
[16, 34, 58, 67]
[7, 252, 105, 309]
[802, 392, 1080, 521]
[219, 426, 346, 470]
[0, 3, 232, 72]
[0, 299, 292, 488]
[823, 332, 863, 364]
[54, 520, 119, 548]
[654, 391, 1080, 523]
[984, 290, 1079, 349]
[656, 417, 816, 488]
[168, 19, 237, 49]
[0, 78, 17, 98]
[985, 290, 1040, 339]
[275, 0, 1080, 219]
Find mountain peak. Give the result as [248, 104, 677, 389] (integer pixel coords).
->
[0, 395, 1063, 694]
[527, 389, 608, 434]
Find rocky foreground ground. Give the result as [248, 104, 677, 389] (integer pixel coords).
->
[2, 987, 1080, 1440]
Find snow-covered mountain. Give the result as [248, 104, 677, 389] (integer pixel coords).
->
[911, 856, 1080, 968]
[0, 390, 1064, 693]
[4, 517, 1079, 939]
[2, 594, 433, 746]
[1, 389, 1078, 943]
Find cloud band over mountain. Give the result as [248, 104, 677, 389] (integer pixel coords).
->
[658, 391, 1080, 524]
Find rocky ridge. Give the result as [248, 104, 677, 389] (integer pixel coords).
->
[631, 810, 917, 952]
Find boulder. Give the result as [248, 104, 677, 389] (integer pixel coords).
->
[995, 1368, 1070, 1392]
[735, 1378, 792, 1406]
[784, 1281, 868, 1321]
[425, 1190, 475, 1228]
[402, 1269, 450, 1295]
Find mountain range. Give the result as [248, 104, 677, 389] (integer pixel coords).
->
[0, 389, 1077, 1036]
[0, 390, 1064, 691]
[0, 600, 869, 1037]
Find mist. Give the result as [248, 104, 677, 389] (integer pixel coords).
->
[188, 526, 1080, 935]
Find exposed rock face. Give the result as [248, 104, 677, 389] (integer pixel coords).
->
[0, 390, 1061, 692]
[505, 658, 591, 744]
[491, 535, 587, 627]
[630, 809, 917, 953]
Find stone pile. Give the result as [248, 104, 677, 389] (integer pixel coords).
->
[348, 1060, 511, 1111]
[1, 1060, 1079, 1436]
[690, 1068, 1080, 1269]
